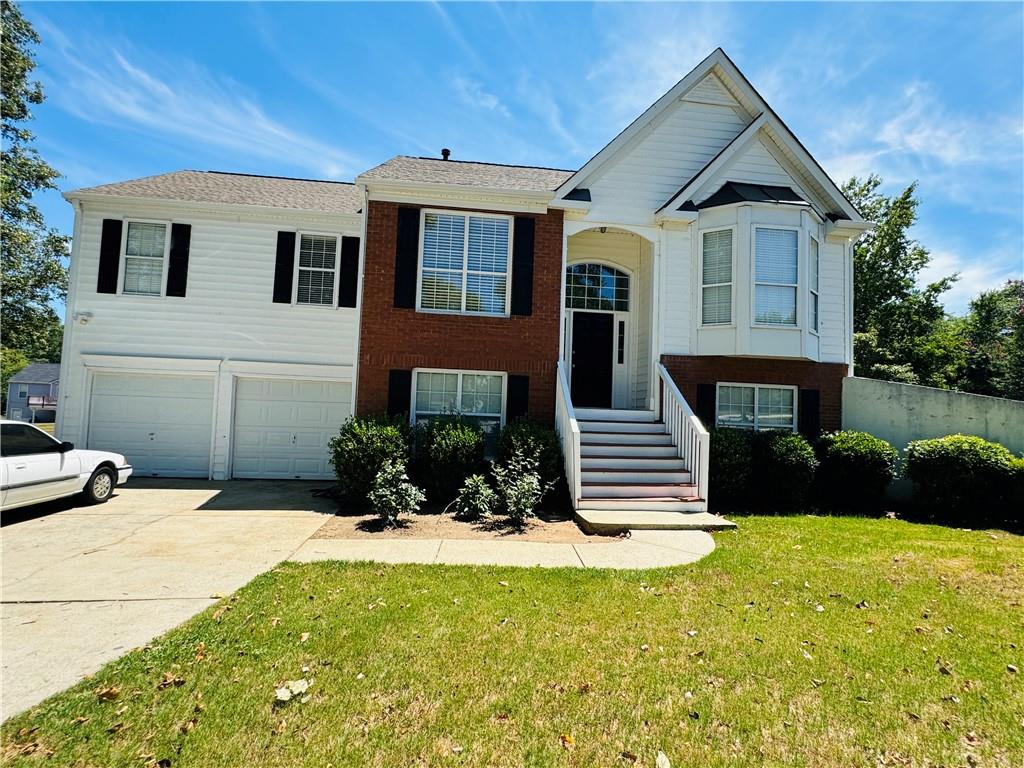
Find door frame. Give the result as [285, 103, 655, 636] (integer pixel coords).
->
[563, 260, 636, 409]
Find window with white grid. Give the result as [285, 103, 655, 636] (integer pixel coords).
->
[716, 383, 796, 432]
[296, 234, 338, 306]
[701, 229, 733, 325]
[122, 222, 167, 296]
[413, 369, 505, 441]
[419, 212, 510, 315]
[808, 236, 819, 332]
[754, 228, 798, 325]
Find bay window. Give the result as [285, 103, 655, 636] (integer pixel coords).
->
[716, 383, 796, 432]
[808, 236, 819, 332]
[701, 228, 733, 325]
[419, 211, 511, 315]
[754, 227, 798, 325]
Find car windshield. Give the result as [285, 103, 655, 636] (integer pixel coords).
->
[1, 423, 59, 457]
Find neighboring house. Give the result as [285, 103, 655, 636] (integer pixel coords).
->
[57, 49, 871, 516]
[5, 363, 60, 422]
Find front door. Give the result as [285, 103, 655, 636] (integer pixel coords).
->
[570, 311, 614, 407]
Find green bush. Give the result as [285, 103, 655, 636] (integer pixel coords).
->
[492, 448, 550, 527]
[708, 428, 754, 510]
[905, 434, 1016, 524]
[1010, 458, 1024, 516]
[497, 420, 563, 494]
[751, 431, 819, 512]
[448, 474, 497, 521]
[329, 415, 411, 507]
[815, 430, 899, 514]
[367, 459, 425, 526]
[414, 417, 486, 503]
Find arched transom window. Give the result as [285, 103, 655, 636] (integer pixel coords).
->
[565, 263, 629, 312]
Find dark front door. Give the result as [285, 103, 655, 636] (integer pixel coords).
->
[570, 311, 614, 407]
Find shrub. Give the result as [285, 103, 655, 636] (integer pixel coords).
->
[492, 449, 549, 527]
[708, 428, 754, 510]
[329, 416, 410, 507]
[367, 459, 425, 526]
[414, 418, 486, 503]
[815, 430, 899, 514]
[1010, 458, 1024, 519]
[448, 474, 497, 521]
[905, 434, 1016, 524]
[751, 431, 819, 512]
[497, 420, 563, 494]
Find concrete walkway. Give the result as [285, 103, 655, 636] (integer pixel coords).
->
[291, 529, 716, 568]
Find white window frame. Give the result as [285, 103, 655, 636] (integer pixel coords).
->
[752, 225, 800, 328]
[808, 234, 820, 335]
[18, 385, 28, 398]
[119, 218, 171, 298]
[292, 230, 342, 308]
[416, 209, 514, 318]
[715, 382, 798, 432]
[698, 225, 736, 328]
[409, 368, 507, 427]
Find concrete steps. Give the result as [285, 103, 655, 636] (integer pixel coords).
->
[576, 509, 735, 535]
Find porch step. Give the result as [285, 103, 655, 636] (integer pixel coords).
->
[581, 443, 679, 458]
[578, 420, 665, 434]
[581, 455, 688, 470]
[575, 408, 657, 423]
[581, 468, 692, 484]
[575, 509, 734, 535]
[582, 481, 699, 499]
[577, 497, 706, 512]
[581, 432, 674, 446]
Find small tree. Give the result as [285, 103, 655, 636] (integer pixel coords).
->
[367, 459, 425, 527]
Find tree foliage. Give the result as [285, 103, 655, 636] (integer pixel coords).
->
[961, 280, 1024, 400]
[1, 0, 68, 362]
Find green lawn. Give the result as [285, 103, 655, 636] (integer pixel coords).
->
[4, 516, 1022, 767]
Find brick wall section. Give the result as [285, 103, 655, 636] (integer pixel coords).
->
[660, 354, 848, 431]
[357, 200, 564, 421]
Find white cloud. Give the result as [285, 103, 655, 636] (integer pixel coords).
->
[34, 18, 362, 180]
[452, 76, 510, 118]
[918, 242, 1024, 314]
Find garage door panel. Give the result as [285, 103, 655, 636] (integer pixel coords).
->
[88, 373, 213, 478]
[232, 378, 350, 480]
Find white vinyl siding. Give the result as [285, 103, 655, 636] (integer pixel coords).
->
[123, 221, 167, 296]
[716, 383, 796, 432]
[295, 233, 338, 306]
[701, 228, 732, 325]
[808, 236, 820, 333]
[419, 211, 511, 315]
[412, 369, 505, 439]
[754, 228, 798, 325]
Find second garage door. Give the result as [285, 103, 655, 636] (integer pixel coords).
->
[232, 377, 351, 479]
[88, 372, 215, 478]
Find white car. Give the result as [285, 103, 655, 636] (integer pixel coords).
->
[0, 420, 132, 511]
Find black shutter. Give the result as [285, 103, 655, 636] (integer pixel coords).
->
[166, 223, 192, 297]
[510, 216, 535, 316]
[339, 236, 359, 308]
[273, 231, 296, 303]
[506, 375, 529, 421]
[387, 370, 413, 417]
[394, 207, 420, 308]
[695, 383, 716, 429]
[798, 389, 821, 439]
[97, 219, 123, 294]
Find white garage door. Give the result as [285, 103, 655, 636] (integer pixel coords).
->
[88, 372, 214, 477]
[232, 378, 351, 479]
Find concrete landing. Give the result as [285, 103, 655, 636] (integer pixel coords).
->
[575, 509, 736, 535]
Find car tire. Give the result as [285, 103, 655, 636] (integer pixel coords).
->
[84, 467, 116, 504]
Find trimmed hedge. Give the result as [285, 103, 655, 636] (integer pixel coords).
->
[905, 434, 1017, 525]
[329, 415, 411, 508]
[709, 429, 818, 512]
[815, 430, 899, 514]
[413, 417, 486, 504]
[708, 428, 754, 509]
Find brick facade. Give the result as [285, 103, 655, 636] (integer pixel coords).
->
[356, 200, 564, 421]
[660, 354, 848, 431]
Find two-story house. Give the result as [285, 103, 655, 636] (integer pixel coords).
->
[57, 49, 871, 518]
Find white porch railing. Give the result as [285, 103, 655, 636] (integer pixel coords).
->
[555, 361, 582, 508]
[656, 363, 710, 503]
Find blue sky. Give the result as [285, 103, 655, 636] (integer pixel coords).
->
[23, 1, 1024, 316]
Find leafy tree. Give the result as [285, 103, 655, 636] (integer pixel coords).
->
[961, 280, 1024, 399]
[1, 347, 29, 412]
[1, 0, 68, 362]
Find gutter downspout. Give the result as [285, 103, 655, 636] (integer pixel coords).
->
[350, 184, 370, 419]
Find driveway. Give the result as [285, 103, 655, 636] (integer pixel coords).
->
[1, 479, 333, 721]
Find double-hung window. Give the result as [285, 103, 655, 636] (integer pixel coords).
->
[296, 233, 339, 306]
[413, 369, 505, 441]
[754, 227, 798, 325]
[122, 221, 168, 296]
[716, 383, 796, 432]
[701, 229, 733, 325]
[419, 211, 511, 315]
[808, 236, 819, 333]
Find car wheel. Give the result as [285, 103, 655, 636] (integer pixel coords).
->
[84, 467, 116, 504]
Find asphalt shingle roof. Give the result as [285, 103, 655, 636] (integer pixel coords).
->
[9, 363, 60, 384]
[359, 156, 574, 192]
[69, 171, 362, 215]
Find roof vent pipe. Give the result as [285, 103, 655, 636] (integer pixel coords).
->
[441, 148, 451, 160]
